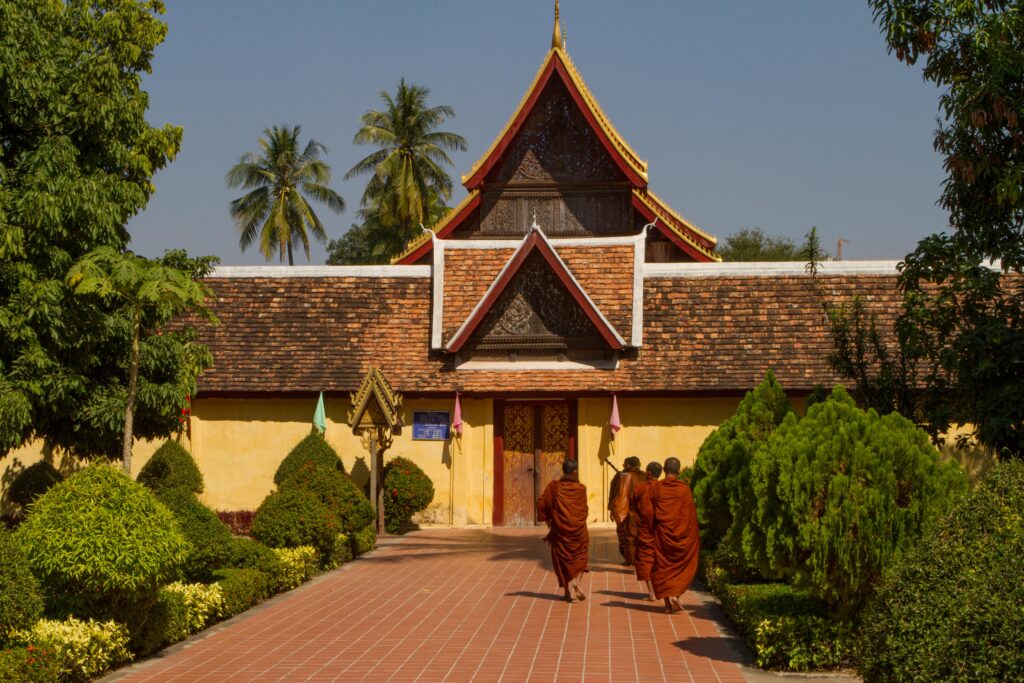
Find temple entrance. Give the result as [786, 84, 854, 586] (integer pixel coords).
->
[495, 400, 575, 526]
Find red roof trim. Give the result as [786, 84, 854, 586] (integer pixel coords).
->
[395, 193, 482, 265]
[463, 53, 648, 190]
[446, 230, 626, 353]
[631, 195, 715, 262]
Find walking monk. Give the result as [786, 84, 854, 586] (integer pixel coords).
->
[632, 461, 662, 601]
[607, 456, 645, 565]
[639, 457, 700, 613]
[537, 459, 590, 603]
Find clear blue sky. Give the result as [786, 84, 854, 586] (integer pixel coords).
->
[128, 0, 945, 264]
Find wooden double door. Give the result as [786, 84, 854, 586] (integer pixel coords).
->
[496, 400, 576, 527]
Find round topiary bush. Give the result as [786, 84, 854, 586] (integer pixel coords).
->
[6, 462, 63, 511]
[273, 433, 345, 485]
[14, 464, 189, 600]
[747, 386, 968, 617]
[156, 487, 233, 582]
[137, 440, 204, 496]
[226, 537, 282, 576]
[856, 460, 1024, 682]
[0, 528, 43, 644]
[382, 457, 434, 534]
[251, 487, 341, 563]
[279, 462, 373, 535]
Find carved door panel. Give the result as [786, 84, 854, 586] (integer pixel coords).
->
[503, 404, 536, 527]
[501, 402, 572, 527]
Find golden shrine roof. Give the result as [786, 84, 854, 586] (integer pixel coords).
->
[461, 47, 649, 187]
[632, 190, 721, 262]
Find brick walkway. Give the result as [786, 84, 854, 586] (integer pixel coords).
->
[105, 527, 775, 682]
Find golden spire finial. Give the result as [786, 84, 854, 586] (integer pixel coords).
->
[551, 0, 564, 50]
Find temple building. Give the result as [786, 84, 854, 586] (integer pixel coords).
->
[0, 8, 905, 525]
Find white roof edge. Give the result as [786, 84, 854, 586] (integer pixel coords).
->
[210, 265, 432, 278]
[644, 260, 902, 278]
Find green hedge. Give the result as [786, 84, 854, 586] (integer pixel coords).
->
[715, 582, 852, 671]
[0, 529, 43, 645]
[351, 523, 376, 557]
[280, 462, 373, 535]
[857, 460, 1024, 682]
[213, 569, 271, 618]
[274, 433, 344, 486]
[19, 617, 132, 682]
[251, 487, 341, 564]
[226, 537, 282, 577]
[156, 487, 233, 582]
[6, 462, 62, 511]
[137, 440, 204, 496]
[0, 645, 60, 683]
[383, 457, 434, 534]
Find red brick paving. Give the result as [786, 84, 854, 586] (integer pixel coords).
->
[107, 527, 749, 682]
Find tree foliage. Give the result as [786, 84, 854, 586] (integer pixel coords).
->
[716, 228, 804, 261]
[869, 0, 1024, 458]
[690, 371, 792, 555]
[226, 125, 345, 265]
[0, 0, 213, 462]
[748, 386, 967, 617]
[338, 79, 466, 264]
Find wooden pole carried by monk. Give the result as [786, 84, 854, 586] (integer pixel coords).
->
[537, 459, 590, 603]
[638, 456, 700, 614]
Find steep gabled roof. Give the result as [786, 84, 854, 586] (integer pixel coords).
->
[445, 226, 627, 353]
[632, 190, 720, 262]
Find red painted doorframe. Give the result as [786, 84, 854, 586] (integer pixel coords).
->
[492, 398, 578, 527]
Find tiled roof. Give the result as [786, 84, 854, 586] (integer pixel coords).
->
[442, 247, 515, 344]
[194, 270, 904, 396]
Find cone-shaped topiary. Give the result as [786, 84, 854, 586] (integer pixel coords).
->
[6, 462, 63, 512]
[137, 440, 204, 495]
[691, 370, 792, 556]
[273, 433, 345, 486]
[383, 457, 434, 534]
[0, 528, 43, 644]
[251, 487, 341, 563]
[279, 462, 373, 535]
[747, 386, 968, 617]
[856, 461, 1024, 681]
[156, 487, 233, 582]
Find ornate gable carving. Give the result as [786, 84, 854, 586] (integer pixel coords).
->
[468, 251, 602, 352]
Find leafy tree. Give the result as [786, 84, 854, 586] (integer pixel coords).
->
[67, 248, 217, 473]
[0, 0, 212, 463]
[717, 228, 803, 261]
[748, 386, 967, 618]
[226, 125, 345, 265]
[342, 79, 466, 262]
[869, 0, 1024, 458]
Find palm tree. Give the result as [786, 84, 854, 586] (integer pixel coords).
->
[226, 125, 345, 265]
[345, 79, 467, 238]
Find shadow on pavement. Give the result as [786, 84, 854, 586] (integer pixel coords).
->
[596, 588, 649, 600]
[673, 636, 746, 666]
[505, 591, 567, 602]
[600, 600, 666, 614]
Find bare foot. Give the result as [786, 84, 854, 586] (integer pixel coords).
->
[573, 584, 586, 601]
[564, 589, 574, 604]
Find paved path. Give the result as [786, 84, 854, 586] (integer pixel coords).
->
[107, 527, 858, 683]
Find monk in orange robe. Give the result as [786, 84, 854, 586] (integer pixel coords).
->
[632, 461, 662, 601]
[639, 456, 700, 613]
[537, 459, 589, 603]
[607, 456, 645, 565]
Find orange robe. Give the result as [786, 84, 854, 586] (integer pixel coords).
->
[640, 476, 700, 599]
[608, 468, 646, 564]
[537, 475, 590, 587]
[631, 476, 657, 582]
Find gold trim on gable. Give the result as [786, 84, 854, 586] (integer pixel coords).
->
[391, 190, 481, 263]
[632, 190, 721, 262]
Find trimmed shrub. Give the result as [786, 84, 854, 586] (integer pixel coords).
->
[0, 529, 43, 644]
[156, 487, 233, 582]
[162, 583, 225, 635]
[382, 457, 434, 534]
[251, 488, 341, 564]
[7, 463, 62, 511]
[137, 440, 204, 496]
[139, 589, 189, 654]
[280, 462, 373, 535]
[21, 617, 132, 682]
[326, 533, 352, 569]
[273, 433, 344, 486]
[857, 461, 1024, 682]
[226, 537, 282, 577]
[691, 371, 791, 554]
[14, 464, 188, 601]
[217, 510, 254, 536]
[0, 645, 60, 683]
[748, 386, 968, 617]
[351, 523, 376, 557]
[213, 569, 270, 618]
[715, 582, 852, 671]
[271, 547, 319, 590]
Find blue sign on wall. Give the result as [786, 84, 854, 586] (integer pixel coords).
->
[412, 411, 451, 441]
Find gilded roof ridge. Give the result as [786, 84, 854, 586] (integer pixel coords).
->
[643, 189, 718, 245]
[632, 190, 720, 261]
[391, 189, 480, 263]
